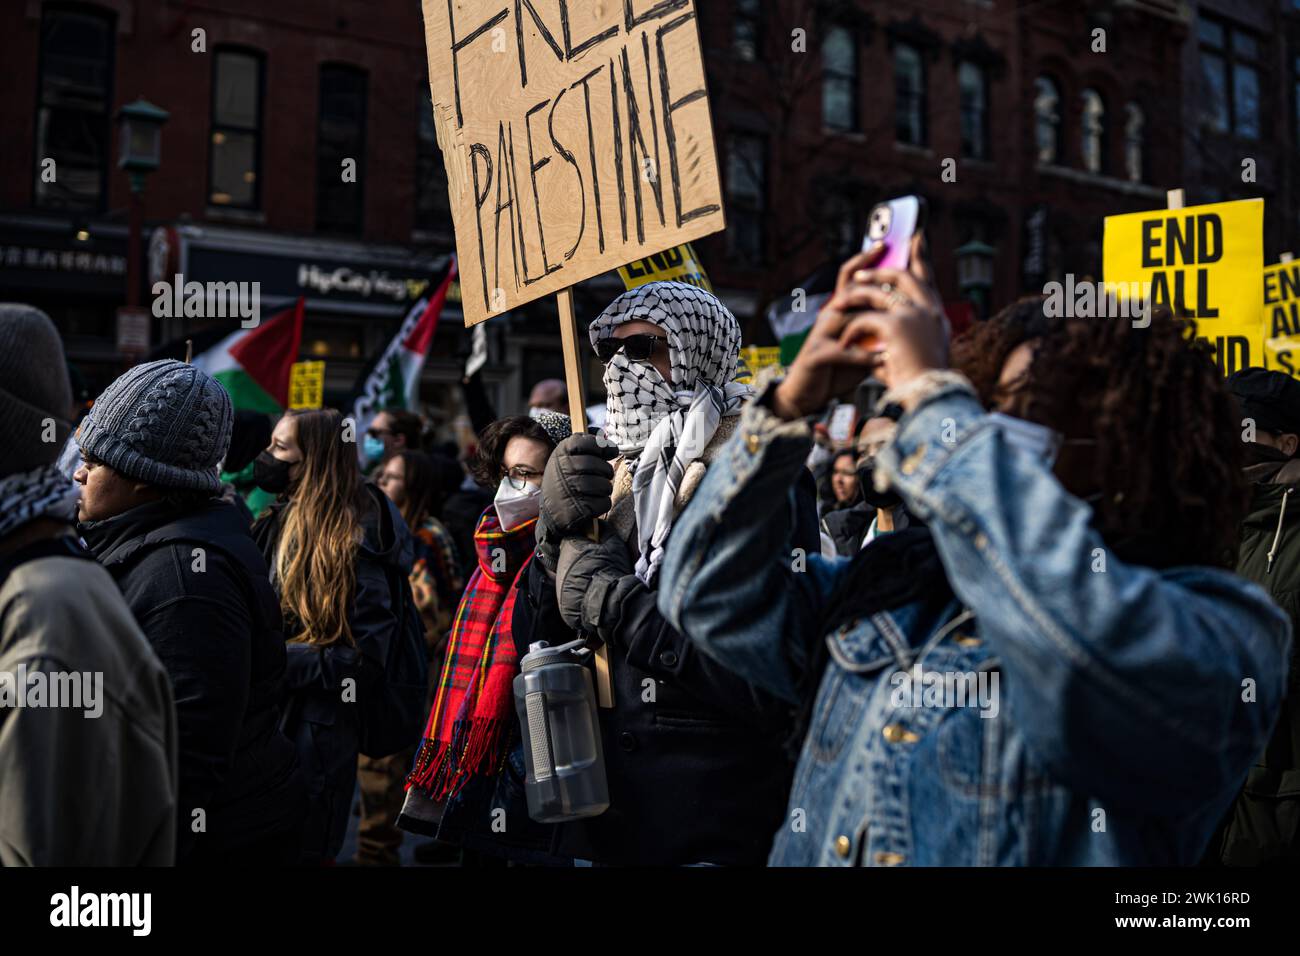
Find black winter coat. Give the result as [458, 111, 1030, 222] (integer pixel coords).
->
[81, 498, 307, 864]
[252, 483, 414, 864]
[509, 472, 820, 866]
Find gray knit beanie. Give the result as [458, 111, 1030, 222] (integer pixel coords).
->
[79, 359, 233, 493]
[0, 304, 73, 478]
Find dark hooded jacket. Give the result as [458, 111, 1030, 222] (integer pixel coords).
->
[251, 482, 415, 864]
[505, 468, 820, 866]
[1213, 455, 1300, 865]
[80, 498, 306, 864]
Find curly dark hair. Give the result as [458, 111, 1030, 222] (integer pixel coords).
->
[950, 297, 1057, 404]
[470, 416, 556, 486]
[952, 299, 1246, 570]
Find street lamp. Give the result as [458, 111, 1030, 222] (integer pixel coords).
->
[956, 239, 996, 320]
[116, 98, 169, 349]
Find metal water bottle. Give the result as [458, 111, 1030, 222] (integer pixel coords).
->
[513, 638, 609, 823]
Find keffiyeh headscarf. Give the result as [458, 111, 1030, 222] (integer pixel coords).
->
[0, 462, 79, 541]
[589, 281, 752, 584]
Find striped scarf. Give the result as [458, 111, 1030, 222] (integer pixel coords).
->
[406, 508, 535, 801]
[590, 282, 751, 584]
[0, 462, 79, 541]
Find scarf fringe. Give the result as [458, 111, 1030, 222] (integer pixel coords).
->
[405, 715, 508, 802]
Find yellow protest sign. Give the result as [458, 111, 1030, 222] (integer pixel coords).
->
[736, 345, 781, 384]
[1262, 260, 1300, 378]
[618, 242, 712, 291]
[1103, 198, 1263, 375]
[288, 361, 325, 410]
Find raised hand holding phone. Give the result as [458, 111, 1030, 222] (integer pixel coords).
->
[773, 231, 948, 421]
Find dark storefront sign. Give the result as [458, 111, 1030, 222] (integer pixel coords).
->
[157, 224, 450, 317]
[0, 221, 131, 296]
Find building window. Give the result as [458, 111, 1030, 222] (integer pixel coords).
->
[34, 6, 115, 211]
[822, 25, 858, 132]
[725, 133, 766, 264]
[733, 0, 761, 61]
[958, 62, 988, 159]
[1124, 102, 1145, 183]
[1081, 88, 1106, 174]
[1033, 76, 1060, 165]
[1199, 17, 1261, 139]
[316, 64, 368, 234]
[415, 84, 450, 233]
[208, 48, 264, 209]
[895, 43, 926, 146]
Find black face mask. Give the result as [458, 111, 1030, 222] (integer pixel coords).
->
[253, 450, 296, 494]
[856, 456, 902, 510]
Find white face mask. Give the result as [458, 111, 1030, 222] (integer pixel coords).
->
[494, 479, 541, 531]
[986, 412, 1062, 467]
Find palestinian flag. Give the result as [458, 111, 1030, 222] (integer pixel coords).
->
[192, 298, 305, 413]
[351, 257, 457, 440]
[767, 263, 839, 365]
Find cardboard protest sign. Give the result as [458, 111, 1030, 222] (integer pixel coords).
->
[1104, 198, 1263, 375]
[618, 242, 712, 291]
[421, 0, 726, 326]
[1263, 260, 1300, 378]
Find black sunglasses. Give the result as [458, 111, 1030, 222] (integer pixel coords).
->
[595, 334, 668, 364]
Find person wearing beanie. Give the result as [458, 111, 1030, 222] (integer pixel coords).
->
[1210, 368, 1300, 865]
[75, 359, 307, 865]
[0, 303, 178, 865]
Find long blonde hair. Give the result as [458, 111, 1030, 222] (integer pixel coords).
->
[276, 409, 368, 648]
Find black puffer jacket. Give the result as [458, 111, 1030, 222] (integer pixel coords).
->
[510, 472, 820, 865]
[252, 483, 414, 864]
[81, 498, 306, 864]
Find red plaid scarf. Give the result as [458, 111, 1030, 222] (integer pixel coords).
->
[407, 508, 535, 801]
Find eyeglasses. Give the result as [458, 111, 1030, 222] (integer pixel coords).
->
[502, 465, 543, 491]
[367, 427, 393, 439]
[594, 334, 668, 364]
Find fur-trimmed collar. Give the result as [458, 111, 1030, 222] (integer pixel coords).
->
[608, 415, 741, 517]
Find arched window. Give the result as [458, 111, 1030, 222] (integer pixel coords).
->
[36, 5, 116, 210]
[958, 61, 989, 160]
[209, 47, 265, 210]
[895, 43, 926, 146]
[822, 25, 859, 132]
[1081, 88, 1106, 174]
[316, 64, 369, 234]
[1124, 102, 1145, 183]
[1034, 76, 1060, 165]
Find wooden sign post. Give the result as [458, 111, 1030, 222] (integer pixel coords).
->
[556, 285, 612, 706]
[421, 1, 729, 708]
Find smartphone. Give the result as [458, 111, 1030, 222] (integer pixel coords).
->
[863, 196, 926, 270]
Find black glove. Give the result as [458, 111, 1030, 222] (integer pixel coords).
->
[555, 529, 634, 639]
[537, 434, 617, 571]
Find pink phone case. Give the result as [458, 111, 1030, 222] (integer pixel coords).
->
[864, 197, 922, 270]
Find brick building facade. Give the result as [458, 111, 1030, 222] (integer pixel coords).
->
[0, 0, 1294, 415]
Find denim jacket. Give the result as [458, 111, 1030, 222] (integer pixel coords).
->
[658, 379, 1292, 866]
